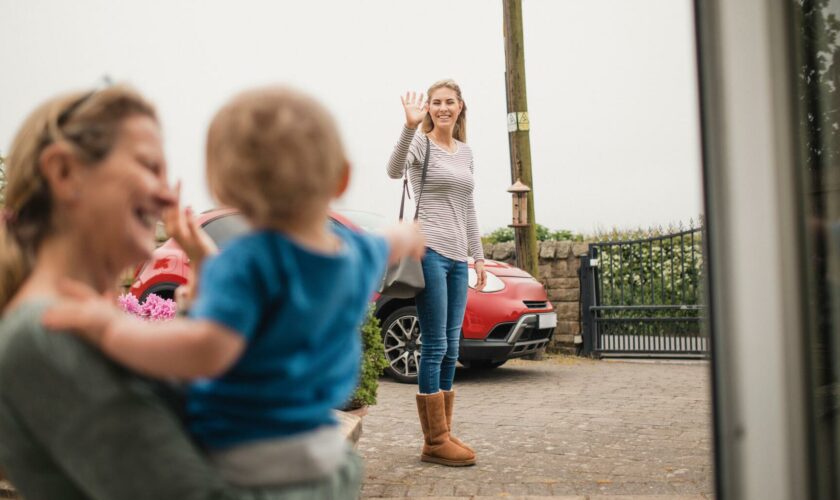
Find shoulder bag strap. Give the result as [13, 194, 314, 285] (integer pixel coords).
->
[413, 137, 431, 222]
[398, 172, 411, 222]
[397, 136, 431, 222]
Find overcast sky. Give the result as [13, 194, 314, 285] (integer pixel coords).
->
[0, 0, 703, 235]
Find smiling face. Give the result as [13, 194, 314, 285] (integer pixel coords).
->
[72, 115, 173, 272]
[428, 87, 463, 135]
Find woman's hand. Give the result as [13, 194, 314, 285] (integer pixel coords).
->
[474, 260, 487, 292]
[401, 91, 428, 129]
[163, 181, 218, 267]
[42, 279, 123, 346]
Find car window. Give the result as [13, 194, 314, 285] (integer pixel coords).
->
[201, 214, 250, 247]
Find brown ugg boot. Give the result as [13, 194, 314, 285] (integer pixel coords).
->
[416, 392, 476, 466]
[442, 389, 475, 454]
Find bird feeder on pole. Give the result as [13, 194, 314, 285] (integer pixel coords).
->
[507, 179, 531, 228]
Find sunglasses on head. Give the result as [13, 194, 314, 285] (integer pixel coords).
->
[57, 75, 114, 127]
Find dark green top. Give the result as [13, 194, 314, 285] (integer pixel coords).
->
[0, 300, 232, 500]
[0, 301, 362, 500]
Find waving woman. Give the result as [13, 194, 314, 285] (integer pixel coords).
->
[387, 79, 485, 467]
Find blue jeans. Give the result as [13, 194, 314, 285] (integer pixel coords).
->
[415, 248, 469, 394]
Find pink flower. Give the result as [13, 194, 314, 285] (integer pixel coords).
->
[118, 292, 176, 321]
[118, 293, 143, 316]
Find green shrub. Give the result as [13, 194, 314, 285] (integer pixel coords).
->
[548, 229, 584, 242]
[483, 224, 584, 244]
[348, 303, 389, 409]
[484, 226, 514, 244]
[536, 225, 586, 242]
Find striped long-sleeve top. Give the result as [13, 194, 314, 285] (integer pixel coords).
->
[387, 125, 485, 263]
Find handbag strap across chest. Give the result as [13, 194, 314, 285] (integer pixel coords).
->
[398, 136, 431, 222]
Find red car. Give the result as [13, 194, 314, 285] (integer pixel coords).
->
[131, 209, 556, 384]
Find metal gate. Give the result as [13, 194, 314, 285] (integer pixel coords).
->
[579, 227, 707, 357]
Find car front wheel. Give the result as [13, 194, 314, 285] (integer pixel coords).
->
[381, 306, 422, 384]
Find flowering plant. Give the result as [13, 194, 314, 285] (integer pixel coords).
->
[118, 292, 177, 321]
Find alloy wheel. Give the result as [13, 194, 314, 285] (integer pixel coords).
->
[382, 308, 422, 382]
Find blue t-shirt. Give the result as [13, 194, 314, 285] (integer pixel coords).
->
[187, 223, 389, 450]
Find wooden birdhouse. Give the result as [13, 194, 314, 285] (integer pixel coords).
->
[507, 179, 531, 227]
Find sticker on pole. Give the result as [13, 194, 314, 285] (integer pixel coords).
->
[517, 112, 530, 131]
[507, 112, 518, 132]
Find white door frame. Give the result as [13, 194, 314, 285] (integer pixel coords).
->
[696, 1, 810, 499]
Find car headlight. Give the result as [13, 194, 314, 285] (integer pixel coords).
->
[468, 269, 506, 293]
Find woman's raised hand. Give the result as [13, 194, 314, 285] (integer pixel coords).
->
[401, 91, 428, 129]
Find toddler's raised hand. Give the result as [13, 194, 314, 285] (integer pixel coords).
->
[163, 181, 218, 267]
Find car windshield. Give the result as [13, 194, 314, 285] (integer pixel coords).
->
[334, 209, 389, 232]
[201, 214, 250, 246]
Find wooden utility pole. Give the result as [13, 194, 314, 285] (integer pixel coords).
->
[502, 0, 539, 278]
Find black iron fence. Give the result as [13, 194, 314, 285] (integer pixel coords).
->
[579, 227, 707, 357]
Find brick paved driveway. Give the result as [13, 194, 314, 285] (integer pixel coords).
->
[358, 356, 714, 499]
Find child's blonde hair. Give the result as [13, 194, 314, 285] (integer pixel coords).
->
[206, 86, 347, 227]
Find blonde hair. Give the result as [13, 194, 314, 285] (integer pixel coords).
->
[0, 85, 157, 309]
[422, 79, 467, 143]
[206, 86, 347, 227]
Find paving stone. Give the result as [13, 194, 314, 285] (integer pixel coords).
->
[452, 480, 480, 496]
[404, 482, 436, 497]
[505, 482, 532, 495]
[361, 483, 386, 498]
[526, 482, 556, 495]
[551, 482, 589, 495]
[379, 484, 409, 497]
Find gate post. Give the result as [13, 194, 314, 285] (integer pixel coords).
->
[579, 246, 597, 357]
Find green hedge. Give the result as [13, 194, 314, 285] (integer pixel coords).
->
[482, 224, 585, 244]
[595, 231, 705, 307]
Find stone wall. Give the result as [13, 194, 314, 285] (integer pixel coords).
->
[482, 240, 589, 353]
